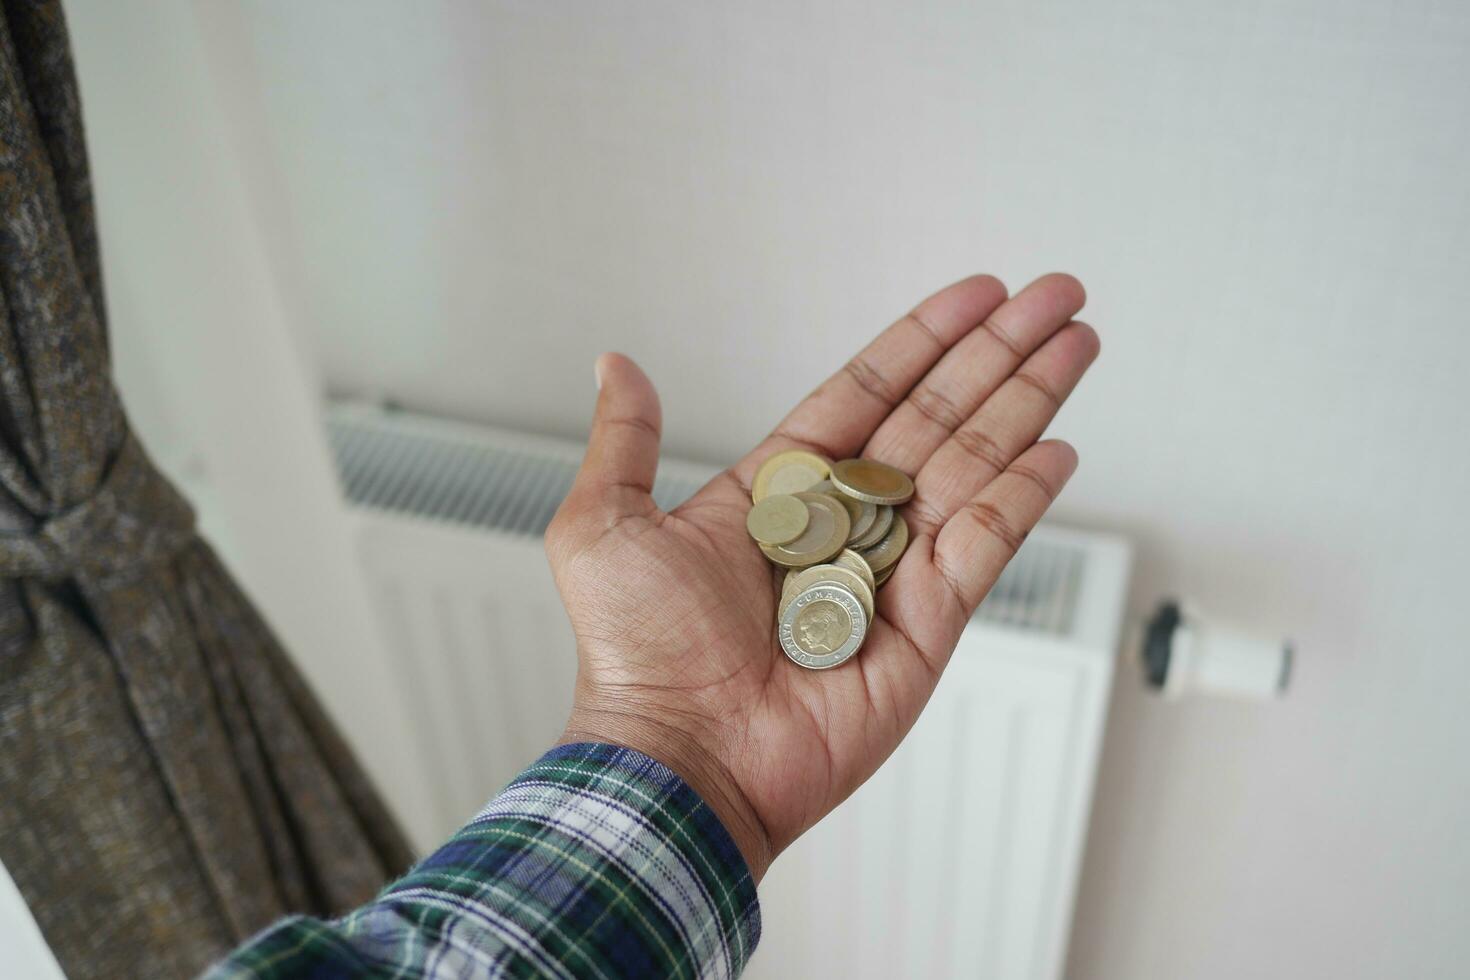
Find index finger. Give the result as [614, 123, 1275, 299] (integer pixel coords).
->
[728, 274, 1009, 493]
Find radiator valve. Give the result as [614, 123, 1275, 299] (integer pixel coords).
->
[1140, 600, 1292, 700]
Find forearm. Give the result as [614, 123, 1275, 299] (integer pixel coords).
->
[206, 744, 761, 980]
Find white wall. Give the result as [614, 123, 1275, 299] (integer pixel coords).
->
[80, 2, 1470, 978]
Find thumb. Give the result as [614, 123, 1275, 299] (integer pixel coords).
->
[568, 352, 663, 518]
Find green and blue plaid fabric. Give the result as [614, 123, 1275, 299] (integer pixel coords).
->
[204, 743, 761, 979]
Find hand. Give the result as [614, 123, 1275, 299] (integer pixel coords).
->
[545, 273, 1098, 880]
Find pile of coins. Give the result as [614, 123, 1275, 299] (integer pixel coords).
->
[745, 451, 913, 669]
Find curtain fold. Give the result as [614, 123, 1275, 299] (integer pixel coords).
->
[0, 4, 414, 977]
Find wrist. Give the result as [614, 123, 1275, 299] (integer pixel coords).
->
[559, 704, 772, 882]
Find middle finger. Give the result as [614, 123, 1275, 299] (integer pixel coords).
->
[905, 320, 1099, 537]
[862, 272, 1085, 474]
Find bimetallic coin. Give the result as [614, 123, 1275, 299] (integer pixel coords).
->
[825, 487, 863, 527]
[779, 565, 810, 611]
[830, 459, 915, 505]
[834, 548, 876, 595]
[746, 493, 809, 545]
[753, 450, 832, 502]
[842, 496, 878, 543]
[849, 503, 893, 550]
[859, 512, 909, 574]
[786, 564, 874, 624]
[759, 492, 851, 567]
[779, 570, 799, 613]
[756, 458, 913, 669]
[779, 584, 867, 670]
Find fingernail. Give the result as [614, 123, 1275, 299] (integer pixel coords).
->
[594, 356, 605, 391]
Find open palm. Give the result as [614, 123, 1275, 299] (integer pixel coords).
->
[545, 273, 1098, 879]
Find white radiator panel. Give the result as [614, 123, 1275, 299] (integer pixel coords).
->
[329, 404, 1130, 979]
[749, 641, 1113, 980]
[352, 513, 578, 829]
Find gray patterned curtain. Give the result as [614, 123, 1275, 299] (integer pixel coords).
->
[0, 3, 413, 977]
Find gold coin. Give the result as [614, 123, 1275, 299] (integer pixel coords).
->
[840, 493, 870, 540]
[780, 569, 799, 611]
[859, 512, 909, 573]
[753, 450, 832, 502]
[848, 503, 893, 551]
[779, 568, 806, 615]
[746, 493, 809, 545]
[830, 459, 915, 505]
[843, 496, 878, 543]
[779, 554, 872, 609]
[759, 491, 850, 567]
[834, 548, 876, 595]
[813, 481, 862, 524]
[873, 564, 895, 588]
[811, 479, 879, 538]
[778, 563, 819, 605]
[786, 563, 874, 624]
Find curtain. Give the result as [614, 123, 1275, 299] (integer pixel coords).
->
[0, 3, 414, 977]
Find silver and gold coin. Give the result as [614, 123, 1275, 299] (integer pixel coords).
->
[753, 450, 832, 502]
[829, 458, 915, 505]
[859, 512, 909, 574]
[746, 493, 809, 545]
[843, 498, 878, 543]
[848, 503, 893, 551]
[832, 490, 867, 531]
[759, 491, 850, 567]
[808, 480, 853, 522]
[781, 560, 873, 611]
[779, 583, 867, 670]
[784, 563, 874, 624]
[833, 548, 876, 595]
[747, 451, 909, 670]
[810, 479, 877, 542]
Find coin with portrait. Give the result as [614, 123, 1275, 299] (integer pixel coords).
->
[779, 584, 867, 669]
[785, 563, 874, 624]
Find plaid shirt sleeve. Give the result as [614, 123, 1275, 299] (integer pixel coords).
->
[203, 743, 761, 979]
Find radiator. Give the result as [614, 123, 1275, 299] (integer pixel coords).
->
[326, 403, 1131, 980]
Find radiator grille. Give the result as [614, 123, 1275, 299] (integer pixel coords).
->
[326, 407, 1083, 636]
[328, 410, 704, 535]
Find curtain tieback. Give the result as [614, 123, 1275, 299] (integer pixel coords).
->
[0, 430, 196, 587]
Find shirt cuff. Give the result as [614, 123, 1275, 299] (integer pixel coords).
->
[388, 742, 761, 978]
